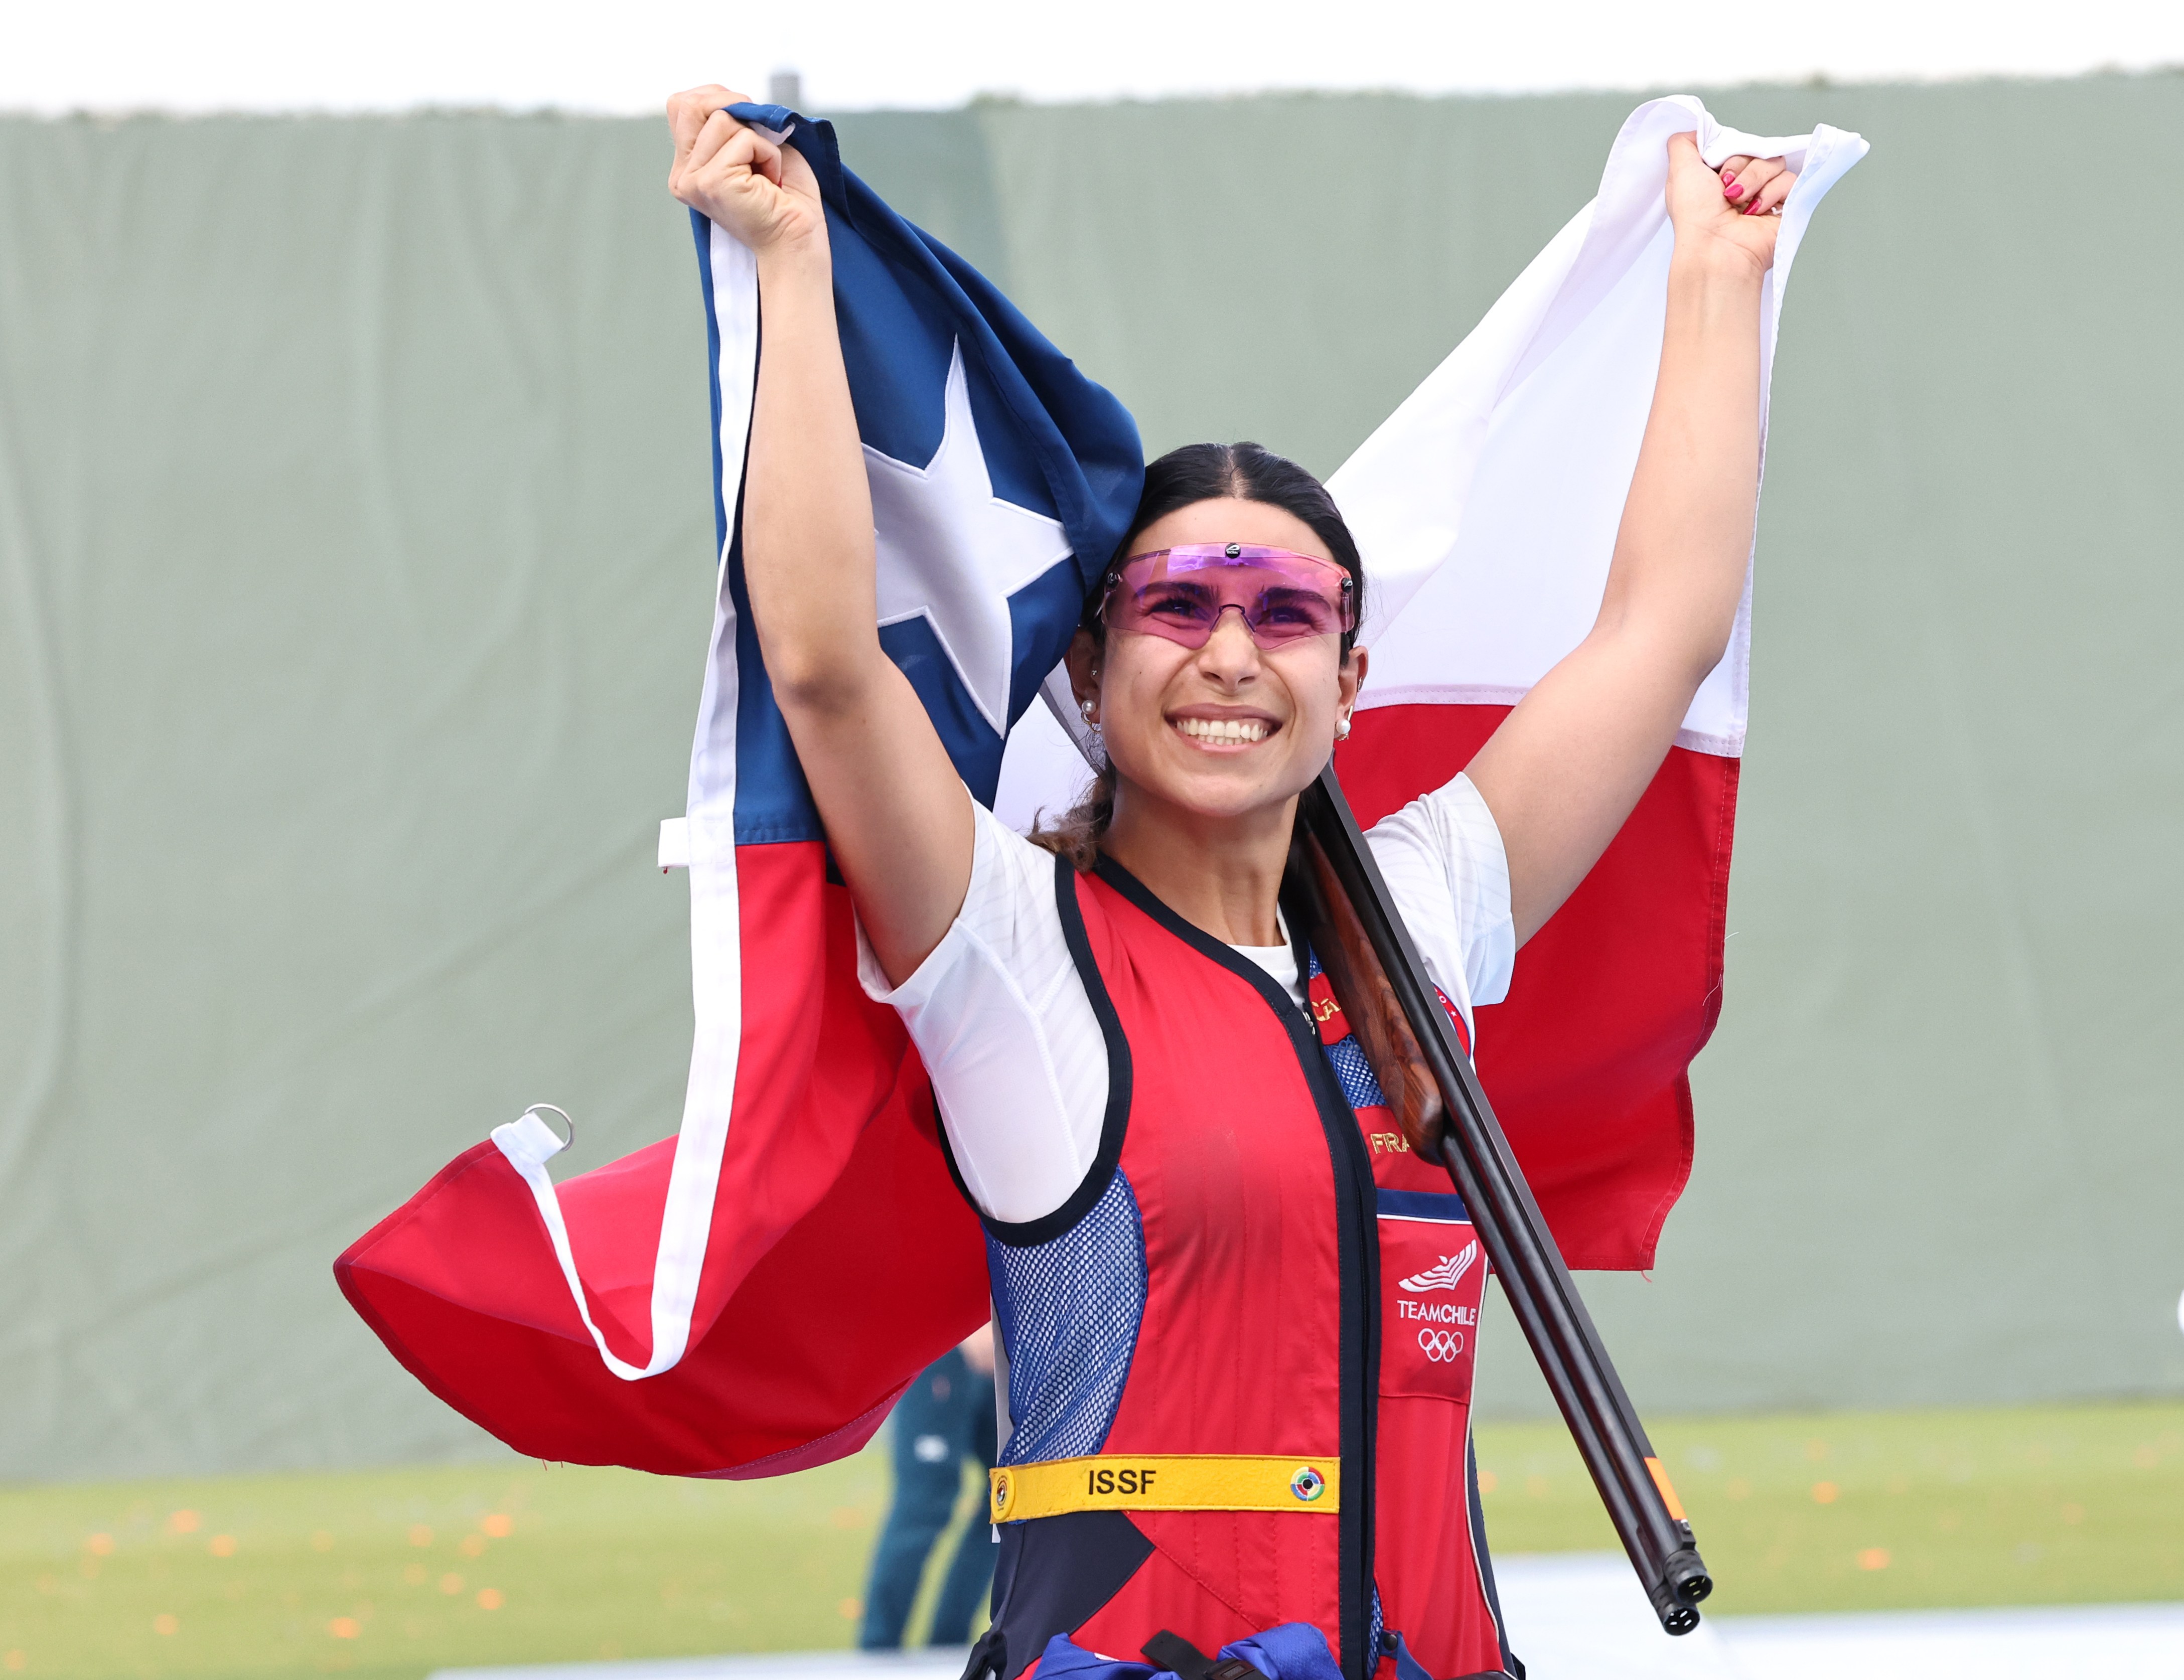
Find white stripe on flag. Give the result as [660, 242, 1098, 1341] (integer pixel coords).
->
[489, 216, 762, 1381]
[1332, 95, 1867, 759]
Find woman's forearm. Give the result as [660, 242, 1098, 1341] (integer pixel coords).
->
[1596, 249, 1765, 679]
[1458, 134, 1788, 944]
[742, 236, 885, 707]
[667, 95, 975, 983]
[1465, 240, 1770, 943]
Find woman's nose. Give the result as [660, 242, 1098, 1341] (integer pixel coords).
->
[1196, 610, 1262, 674]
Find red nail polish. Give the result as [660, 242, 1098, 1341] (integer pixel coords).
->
[1722, 173, 1737, 187]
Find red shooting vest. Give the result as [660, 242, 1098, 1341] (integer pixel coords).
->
[971, 858, 1515, 1680]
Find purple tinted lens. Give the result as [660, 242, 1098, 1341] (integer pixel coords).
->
[1105, 546, 1354, 648]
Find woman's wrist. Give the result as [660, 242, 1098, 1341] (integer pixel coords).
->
[755, 226, 832, 283]
[1668, 237, 1767, 294]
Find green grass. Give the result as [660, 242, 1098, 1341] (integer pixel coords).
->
[2, 1401, 2178, 1680]
[1473, 1400, 2184, 1614]
[0, 1453, 894, 1680]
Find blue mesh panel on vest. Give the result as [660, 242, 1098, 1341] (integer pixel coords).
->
[990, 1167, 1147, 1466]
[1305, 951, 1391, 1109]
[1325, 1034, 1387, 1110]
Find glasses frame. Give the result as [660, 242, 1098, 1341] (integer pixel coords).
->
[1099, 543, 1357, 650]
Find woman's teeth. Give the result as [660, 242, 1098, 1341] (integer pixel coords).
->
[1174, 716, 1270, 744]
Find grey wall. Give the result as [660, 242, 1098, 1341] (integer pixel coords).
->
[2, 74, 2179, 1480]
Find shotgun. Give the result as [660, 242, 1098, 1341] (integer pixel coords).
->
[1284, 764, 1712, 1636]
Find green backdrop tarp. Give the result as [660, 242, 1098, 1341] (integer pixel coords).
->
[2, 77, 2179, 1481]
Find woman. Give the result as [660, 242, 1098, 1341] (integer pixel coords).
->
[667, 86, 1792, 1680]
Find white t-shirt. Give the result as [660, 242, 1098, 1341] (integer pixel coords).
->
[857, 773, 1514, 1226]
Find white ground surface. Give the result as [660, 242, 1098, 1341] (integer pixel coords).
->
[1492, 1552, 2184, 1678]
[429, 1553, 2184, 1680]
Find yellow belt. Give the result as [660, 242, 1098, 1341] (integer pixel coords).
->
[989, 1454, 1340, 1523]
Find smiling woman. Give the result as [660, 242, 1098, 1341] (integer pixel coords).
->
[1028, 444, 1365, 879]
[665, 80, 1787, 1680]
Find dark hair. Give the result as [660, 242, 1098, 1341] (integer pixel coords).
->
[1030, 442, 1365, 869]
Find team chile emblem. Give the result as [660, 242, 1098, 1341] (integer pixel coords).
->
[1387, 1239, 1484, 1398]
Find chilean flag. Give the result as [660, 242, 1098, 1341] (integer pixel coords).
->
[1342, 101, 1866, 1267]
[998, 97, 1866, 1271]
[337, 97, 1863, 1473]
[337, 102, 1141, 1476]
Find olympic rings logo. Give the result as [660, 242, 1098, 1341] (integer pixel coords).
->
[1417, 1328, 1465, 1363]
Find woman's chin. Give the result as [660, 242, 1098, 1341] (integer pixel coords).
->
[1126, 756, 1316, 826]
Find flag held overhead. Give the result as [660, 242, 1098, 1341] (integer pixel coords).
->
[1328, 98, 1866, 1268]
[338, 96, 1864, 1478]
[336, 102, 1143, 1476]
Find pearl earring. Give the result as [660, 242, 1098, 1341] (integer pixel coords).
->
[1335, 714, 1352, 741]
[1079, 698, 1097, 722]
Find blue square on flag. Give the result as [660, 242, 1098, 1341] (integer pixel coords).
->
[693, 102, 1144, 843]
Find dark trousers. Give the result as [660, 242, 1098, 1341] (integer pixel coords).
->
[859, 1347, 1000, 1648]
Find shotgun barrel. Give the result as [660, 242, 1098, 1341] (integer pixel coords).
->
[1286, 766, 1712, 1636]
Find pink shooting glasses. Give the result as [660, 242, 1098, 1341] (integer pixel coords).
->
[1101, 543, 1357, 650]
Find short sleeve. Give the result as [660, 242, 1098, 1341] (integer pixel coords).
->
[853, 800, 1109, 1226]
[1364, 771, 1516, 1016]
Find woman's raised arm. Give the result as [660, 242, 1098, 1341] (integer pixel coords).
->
[1464, 130, 1793, 947]
[668, 87, 973, 985]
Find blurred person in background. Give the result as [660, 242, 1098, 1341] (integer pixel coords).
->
[859, 1324, 999, 1649]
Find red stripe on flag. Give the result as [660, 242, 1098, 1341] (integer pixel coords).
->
[335, 840, 989, 1473]
[1337, 704, 1738, 1270]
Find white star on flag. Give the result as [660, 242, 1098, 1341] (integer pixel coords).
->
[865, 341, 1076, 735]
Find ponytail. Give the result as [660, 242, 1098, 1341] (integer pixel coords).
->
[1027, 758, 1118, 872]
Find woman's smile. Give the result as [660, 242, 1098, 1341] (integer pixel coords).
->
[1168, 708, 1280, 748]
